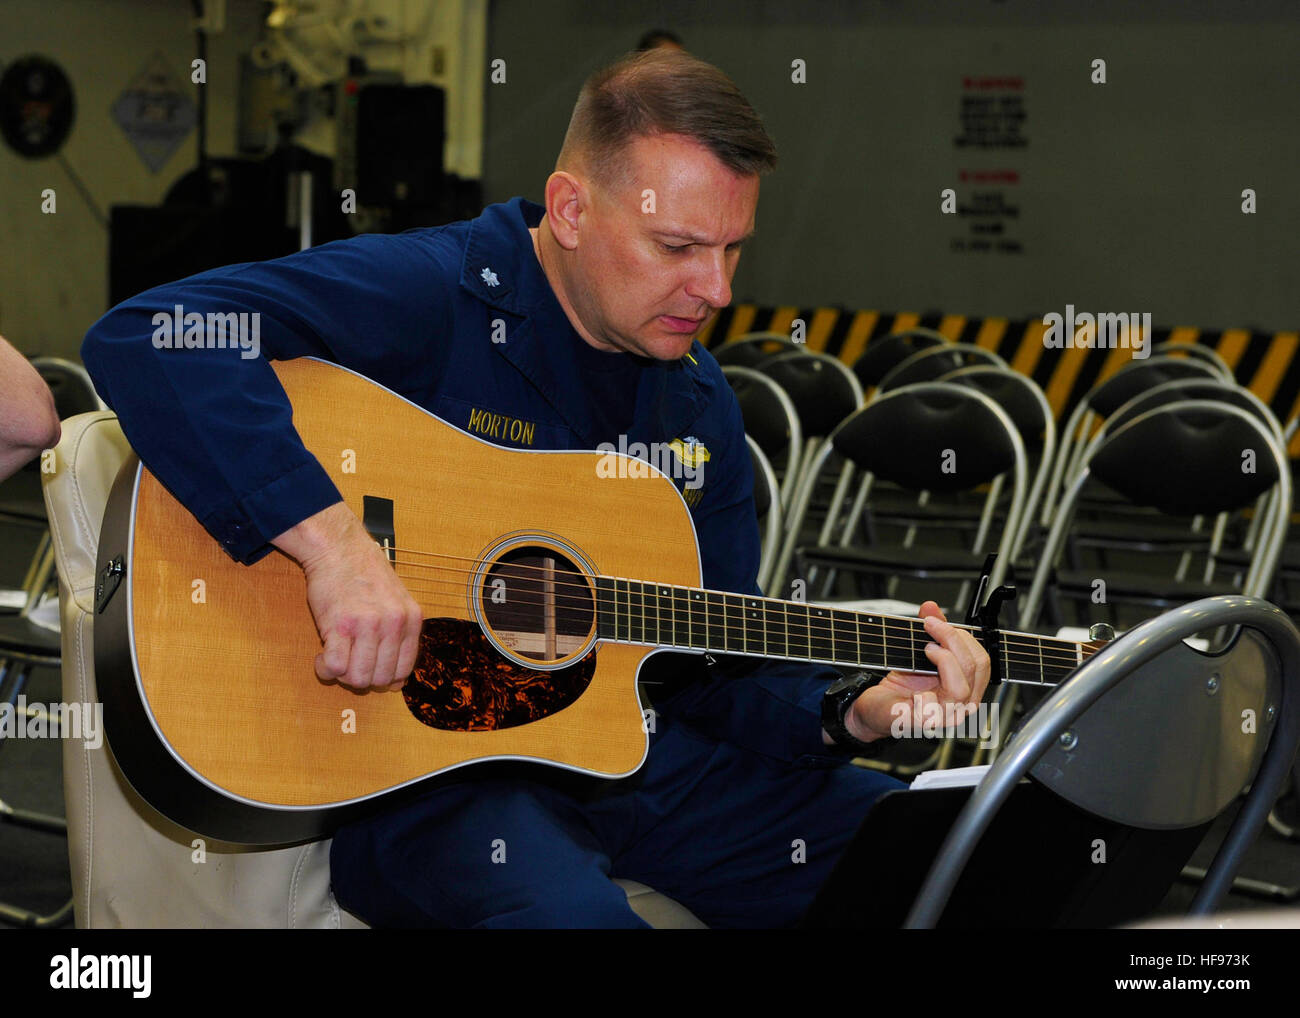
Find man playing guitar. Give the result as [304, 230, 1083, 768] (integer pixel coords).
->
[83, 48, 989, 927]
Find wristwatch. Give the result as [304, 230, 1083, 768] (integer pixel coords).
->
[821, 670, 889, 753]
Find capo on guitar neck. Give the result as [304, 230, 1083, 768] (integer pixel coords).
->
[964, 553, 1017, 686]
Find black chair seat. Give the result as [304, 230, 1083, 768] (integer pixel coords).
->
[0, 467, 48, 523]
[863, 492, 1011, 527]
[1052, 568, 1239, 603]
[797, 542, 989, 578]
[0, 498, 48, 523]
[866, 507, 994, 531]
[1066, 518, 1233, 552]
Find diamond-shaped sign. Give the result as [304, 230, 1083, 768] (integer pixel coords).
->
[110, 52, 196, 173]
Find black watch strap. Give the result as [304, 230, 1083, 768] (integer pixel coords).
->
[821, 670, 889, 753]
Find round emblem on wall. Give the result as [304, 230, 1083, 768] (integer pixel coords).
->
[0, 55, 75, 158]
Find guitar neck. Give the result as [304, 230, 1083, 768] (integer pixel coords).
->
[593, 577, 1098, 687]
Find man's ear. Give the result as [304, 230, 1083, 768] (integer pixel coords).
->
[543, 171, 585, 251]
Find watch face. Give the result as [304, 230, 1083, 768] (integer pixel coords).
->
[0, 55, 75, 159]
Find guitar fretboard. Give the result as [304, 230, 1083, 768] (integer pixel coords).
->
[592, 577, 1090, 687]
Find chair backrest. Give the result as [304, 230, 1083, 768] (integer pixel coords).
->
[723, 365, 803, 510]
[1087, 356, 1221, 418]
[1087, 401, 1282, 517]
[755, 354, 866, 587]
[774, 381, 1028, 593]
[757, 351, 863, 439]
[0, 358, 105, 521]
[1100, 380, 1286, 552]
[1041, 355, 1223, 527]
[1150, 341, 1234, 381]
[40, 411, 365, 928]
[711, 332, 801, 368]
[1022, 400, 1292, 629]
[31, 356, 106, 418]
[1104, 377, 1281, 443]
[939, 365, 1058, 557]
[877, 344, 1007, 394]
[907, 595, 1300, 927]
[939, 365, 1052, 454]
[746, 434, 783, 591]
[852, 328, 948, 390]
[833, 383, 1021, 494]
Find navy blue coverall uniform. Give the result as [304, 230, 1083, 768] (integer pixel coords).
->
[82, 197, 903, 928]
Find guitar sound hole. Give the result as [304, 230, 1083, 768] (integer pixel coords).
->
[480, 546, 595, 663]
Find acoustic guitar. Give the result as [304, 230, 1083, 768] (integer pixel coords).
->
[94, 357, 1099, 844]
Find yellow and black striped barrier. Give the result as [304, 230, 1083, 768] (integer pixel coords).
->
[701, 306, 1300, 455]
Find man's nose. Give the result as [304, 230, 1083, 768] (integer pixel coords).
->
[688, 249, 732, 309]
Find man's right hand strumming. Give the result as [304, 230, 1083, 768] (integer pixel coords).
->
[272, 502, 424, 692]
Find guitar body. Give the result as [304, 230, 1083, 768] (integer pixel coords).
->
[95, 358, 703, 844]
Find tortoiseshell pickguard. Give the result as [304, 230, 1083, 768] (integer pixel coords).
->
[403, 618, 596, 731]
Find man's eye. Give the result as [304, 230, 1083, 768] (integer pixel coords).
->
[661, 242, 689, 253]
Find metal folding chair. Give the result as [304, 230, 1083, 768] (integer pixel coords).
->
[1150, 340, 1235, 381]
[755, 352, 863, 590]
[893, 364, 1057, 567]
[1040, 355, 1220, 530]
[0, 357, 101, 927]
[1021, 399, 1291, 636]
[907, 595, 1300, 927]
[851, 328, 948, 393]
[710, 331, 801, 368]
[876, 343, 1007, 394]
[746, 435, 783, 592]
[775, 380, 1028, 606]
[723, 365, 803, 513]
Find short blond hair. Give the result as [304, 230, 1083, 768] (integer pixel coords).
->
[557, 49, 777, 193]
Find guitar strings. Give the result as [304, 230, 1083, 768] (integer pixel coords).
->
[389, 590, 1084, 679]
[357, 538, 1092, 669]
[389, 564, 1089, 666]
[390, 572, 1090, 671]
[380, 541, 1084, 647]
[380, 544, 1091, 655]
[391, 586, 1082, 675]
[391, 566, 1079, 655]
[393, 589, 1087, 673]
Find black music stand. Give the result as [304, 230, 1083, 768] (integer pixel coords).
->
[800, 779, 1207, 928]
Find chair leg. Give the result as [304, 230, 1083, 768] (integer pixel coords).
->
[1, 657, 35, 718]
[1267, 807, 1296, 840]
[0, 894, 74, 928]
[1178, 864, 1300, 904]
[0, 656, 73, 927]
[0, 533, 54, 614]
[1265, 769, 1299, 841]
[1175, 777, 1300, 905]
[0, 797, 68, 834]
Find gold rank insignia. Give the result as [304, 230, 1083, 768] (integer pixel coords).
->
[669, 436, 711, 468]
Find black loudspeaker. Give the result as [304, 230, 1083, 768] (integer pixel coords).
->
[353, 83, 445, 207]
[109, 149, 352, 306]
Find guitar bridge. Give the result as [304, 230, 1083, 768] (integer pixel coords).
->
[363, 495, 396, 565]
